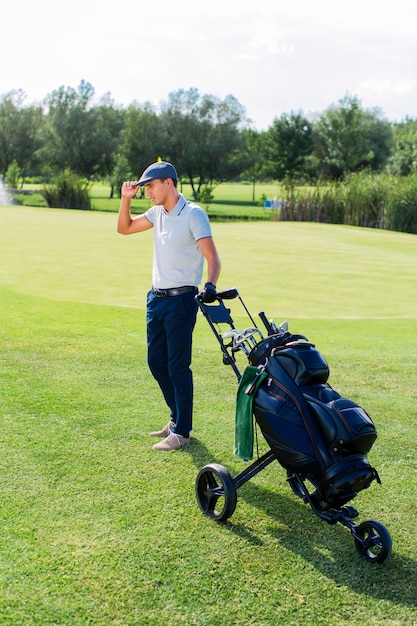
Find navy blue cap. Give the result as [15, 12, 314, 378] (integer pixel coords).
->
[137, 161, 178, 186]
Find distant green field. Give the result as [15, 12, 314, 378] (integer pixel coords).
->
[1, 205, 416, 625]
[90, 180, 285, 219]
[90, 180, 283, 204]
[22, 180, 285, 219]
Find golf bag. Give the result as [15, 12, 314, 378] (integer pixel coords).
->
[248, 334, 380, 509]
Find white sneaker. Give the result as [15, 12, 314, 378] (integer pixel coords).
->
[153, 432, 190, 451]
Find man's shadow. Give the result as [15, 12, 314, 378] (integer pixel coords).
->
[187, 437, 417, 610]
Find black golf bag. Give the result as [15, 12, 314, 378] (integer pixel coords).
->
[248, 334, 380, 510]
[194, 288, 392, 563]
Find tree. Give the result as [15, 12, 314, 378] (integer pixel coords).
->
[159, 88, 248, 198]
[240, 128, 268, 201]
[43, 81, 123, 180]
[109, 155, 133, 199]
[387, 117, 417, 176]
[313, 95, 393, 180]
[264, 112, 313, 186]
[91, 94, 125, 180]
[121, 102, 161, 179]
[0, 90, 44, 179]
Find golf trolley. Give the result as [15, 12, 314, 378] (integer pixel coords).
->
[195, 288, 392, 564]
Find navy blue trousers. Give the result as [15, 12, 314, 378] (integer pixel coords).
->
[146, 289, 198, 438]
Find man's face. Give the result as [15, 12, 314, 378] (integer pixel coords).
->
[144, 179, 169, 205]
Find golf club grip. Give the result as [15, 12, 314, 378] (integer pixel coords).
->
[258, 311, 273, 334]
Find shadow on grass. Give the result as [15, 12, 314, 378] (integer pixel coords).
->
[187, 437, 417, 610]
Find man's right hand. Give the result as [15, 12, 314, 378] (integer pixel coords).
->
[121, 181, 140, 198]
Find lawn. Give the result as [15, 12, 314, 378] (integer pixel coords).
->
[21, 180, 284, 220]
[1, 204, 416, 625]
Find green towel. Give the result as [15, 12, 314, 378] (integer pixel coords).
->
[234, 366, 268, 460]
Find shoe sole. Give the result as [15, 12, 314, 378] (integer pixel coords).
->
[153, 441, 190, 451]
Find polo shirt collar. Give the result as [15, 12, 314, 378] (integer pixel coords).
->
[166, 193, 187, 216]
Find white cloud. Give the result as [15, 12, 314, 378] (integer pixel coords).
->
[359, 79, 416, 97]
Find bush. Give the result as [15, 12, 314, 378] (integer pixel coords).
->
[199, 185, 214, 211]
[5, 160, 22, 189]
[42, 171, 91, 210]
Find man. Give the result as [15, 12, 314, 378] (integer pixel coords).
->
[117, 161, 221, 451]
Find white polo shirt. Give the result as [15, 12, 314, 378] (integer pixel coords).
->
[144, 194, 213, 289]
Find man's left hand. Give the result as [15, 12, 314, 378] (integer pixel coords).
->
[198, 282, 217, 303]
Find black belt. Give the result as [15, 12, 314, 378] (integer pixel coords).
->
[152, 286, 197, 297]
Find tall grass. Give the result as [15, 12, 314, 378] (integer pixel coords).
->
[279, 172, 417, 234]
[342, 172, 389, 228]
[385, 173, 417, 234]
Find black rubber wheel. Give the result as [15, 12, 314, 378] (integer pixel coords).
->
[195, 463, 237, 522]
[354, 520, 392, 564]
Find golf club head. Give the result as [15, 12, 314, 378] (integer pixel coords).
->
[222, 329, 238, 339]
[232, 327, 263, 356]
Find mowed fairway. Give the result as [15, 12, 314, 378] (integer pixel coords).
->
[1, 205, 416, 625]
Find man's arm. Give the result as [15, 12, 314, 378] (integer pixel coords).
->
[117, 182, 153, 235]
[197, 236, 221, 286]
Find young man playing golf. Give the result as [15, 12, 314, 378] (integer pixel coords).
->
[117, 161, 221, 451]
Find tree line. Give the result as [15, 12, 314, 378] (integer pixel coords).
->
[1, 80, 417, 232]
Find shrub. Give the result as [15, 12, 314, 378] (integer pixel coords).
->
[42, 171, 91, 210]
[199, 185, 214, 211]
[5, 160, 22, 189]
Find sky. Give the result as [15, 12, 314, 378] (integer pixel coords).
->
[2, 0, 416, 130]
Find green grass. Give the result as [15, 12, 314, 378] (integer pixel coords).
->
[1, 205, 416, 625]
[23, 181, 284, 219]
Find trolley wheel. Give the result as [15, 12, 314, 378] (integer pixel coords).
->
[195, 463, 237, 522]
[353, 520, 392, 564]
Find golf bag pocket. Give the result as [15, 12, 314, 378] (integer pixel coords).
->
[332, 398, 377, 454]
[306, 395, 377, 456]
[269, 343, 330, 386]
